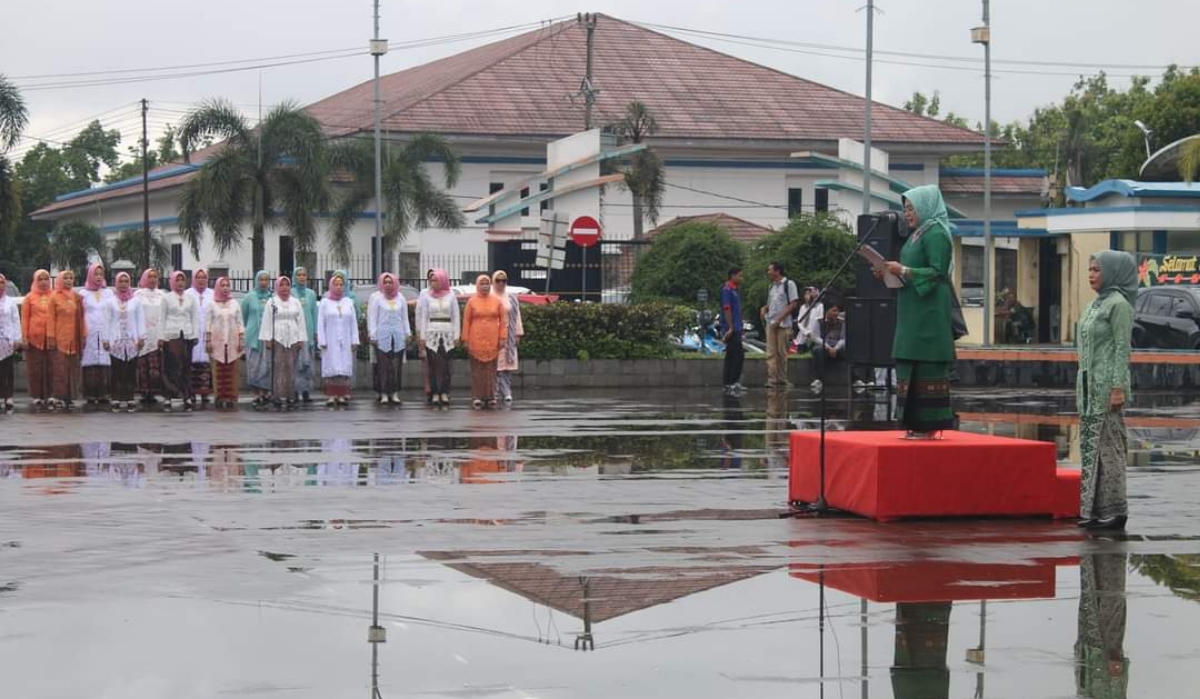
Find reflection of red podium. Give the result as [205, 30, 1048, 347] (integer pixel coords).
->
[789, 430, 1079, 521]
[788, 558, 1079, 603]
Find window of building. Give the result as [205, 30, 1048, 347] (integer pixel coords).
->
[1119, 231, 1156, 253]
[399, 252, 421, 284]
[787, 188, 803, 218]
[520, 186, 530, 217]
[815, 187, 829, 213]
[489, 182, 504, 194]
[170, 243, 183, 272]
[1168, 230, 1200, 252]
[540, 182, 550, 213]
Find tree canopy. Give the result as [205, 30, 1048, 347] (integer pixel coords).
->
[629, 222, 745, 307]
[741, 213, 856, 317]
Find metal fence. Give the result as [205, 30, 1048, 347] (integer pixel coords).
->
[229, 252, 488, 296]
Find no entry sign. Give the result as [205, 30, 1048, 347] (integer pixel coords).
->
[569, 215, 602, 248]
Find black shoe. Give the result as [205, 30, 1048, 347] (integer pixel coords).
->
[1087, 516, 1128, 530]
[1076, 519, 1097, 528]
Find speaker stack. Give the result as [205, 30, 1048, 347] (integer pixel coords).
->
[847, 213, 906, 366]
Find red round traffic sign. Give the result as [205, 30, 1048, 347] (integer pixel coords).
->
[569, 215, 602, 248]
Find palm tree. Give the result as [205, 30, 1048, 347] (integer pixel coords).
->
[326, 134, 465, 266]
[1179, 139, 1200, 185]
[178, 99, 328, 271]
[0, 74, 29, 244]
[50, 221, 106, 275]
[610, 101, 666, 241]
[112, 228, 171, 270]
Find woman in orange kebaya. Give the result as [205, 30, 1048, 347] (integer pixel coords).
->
[461, 274, 507, 410]
[50, 270, 87, 410]
[21, 269, 55, 409]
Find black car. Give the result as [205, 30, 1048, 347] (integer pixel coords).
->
[1133, 286, 1200, 349]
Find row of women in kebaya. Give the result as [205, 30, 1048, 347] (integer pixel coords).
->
[0, 265, 524, 412]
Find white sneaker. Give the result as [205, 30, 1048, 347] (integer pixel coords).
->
[503, 394, 513, 403]
[377, 394, 387, 404]
[810, 379, 824, 393]
[391, 392, 402, 403]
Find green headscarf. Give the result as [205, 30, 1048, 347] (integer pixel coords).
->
[1092, 250, 1138, 307]
[901, 184, 951, 239]
[292, 266, 318, 345]
[253, 270, 272, 301]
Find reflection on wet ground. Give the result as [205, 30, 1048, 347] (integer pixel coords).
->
[3, 388, 1200, 698]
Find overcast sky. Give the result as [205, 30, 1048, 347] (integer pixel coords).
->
[4, 0, 1198, 164]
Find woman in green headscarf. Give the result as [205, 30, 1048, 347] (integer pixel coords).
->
[1076, 250, 1135, 530]
[293, 267, 318, 402]
[879, 184, 956, 438]
[241, 270, 273, 407]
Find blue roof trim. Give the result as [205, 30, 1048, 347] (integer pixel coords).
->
[1015, 204, 1200, 217]
[1065, 179, 1200, 203]
[54, 164, 202, 203]
[889, 163, 925, 172]
[459, 155, 547, 165]
[99, 216, 179, 233]
[951, 219, 1050, 237]
[940, 167, 1048, 178]
[664, 158, 834, 170]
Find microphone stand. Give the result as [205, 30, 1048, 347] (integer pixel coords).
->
[789, 215, 888, 516]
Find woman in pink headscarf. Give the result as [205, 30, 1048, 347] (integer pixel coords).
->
[134, 269, 167, 404]
[185, 268, 215, 403]
[367, 272, 411, 404]
[106, 272, 146, 412]
[259, 275, 307, 410]
[0, 274, 22, 411]
[317, 271, 360, 407]
[416, 269, 460, 407]
[160, 270, 200, 411]
[79, 262, 115, 404]
[205, 276, 245, 409]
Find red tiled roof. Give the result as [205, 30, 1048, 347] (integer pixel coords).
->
[314, 15, 987, 146]
[35, 15, 986, 217]
[941, 175, 1047, 196]
[648, 213, 774, 242]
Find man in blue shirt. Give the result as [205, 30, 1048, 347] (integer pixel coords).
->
[720, 266, 745, 395]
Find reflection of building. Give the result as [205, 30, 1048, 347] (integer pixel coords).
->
[892, 603, 951, 699]
[421, 550, 773, 650]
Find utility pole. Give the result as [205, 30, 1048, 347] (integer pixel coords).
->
[862, 0, 875, 215]
[973, 2, 993, 344]
[578, 13, 598, 130]
[370, 0, 389, 279]
[141, 98, 150, 269]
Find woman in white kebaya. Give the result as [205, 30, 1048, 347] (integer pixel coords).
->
[318, 271, 360, 407]
[260, 275, 307, 410]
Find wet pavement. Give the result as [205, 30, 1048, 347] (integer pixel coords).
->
[2, 387, 1200, 698]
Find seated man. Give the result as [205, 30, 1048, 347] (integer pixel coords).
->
[810, 303, 845, 393]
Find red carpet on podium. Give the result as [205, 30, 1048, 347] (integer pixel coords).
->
[789, 430, 1080, 521]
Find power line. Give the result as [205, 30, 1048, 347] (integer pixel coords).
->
[634, 20, 1195, 73]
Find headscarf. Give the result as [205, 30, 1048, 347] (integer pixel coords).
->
[138, 269, 158, 290]
[901, 184, 951, 242]
[28, 269, 52, 299]
[327, 270, 347, 301]
[378, 272, 398, 300]
[275, 275, 292, 301]
[54, 270, 75, 293]
[0, 274, 7, 299]
[214, 276, 232, 303]
[85, 262, 107, 291]
[492, 270, 509, 300]
[293, 266, 310, 290]
[331, 269, 355, 302]
[192, 268, 208, 292]
[430, 269, 451, 299]
[475, 274, 492, 297]
[114, 272, 134, 302]
[170, 270, 187, 297]
[253, 270, 273, 301]
[1092, 250, 1138, 307]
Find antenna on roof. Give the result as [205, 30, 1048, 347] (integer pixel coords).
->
[576, 13, 600, 130]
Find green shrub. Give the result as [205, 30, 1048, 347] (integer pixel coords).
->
[629, 222, 745, 307]
[743, 213, 857, 317]
[520, 302, 692, 360]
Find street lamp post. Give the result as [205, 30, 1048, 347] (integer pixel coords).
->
[370, 0, 388, 280]
[972, 2, 993, 345]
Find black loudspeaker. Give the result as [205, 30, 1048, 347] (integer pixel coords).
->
[854, 213, 907, 300]
[846, 296, 896, 366]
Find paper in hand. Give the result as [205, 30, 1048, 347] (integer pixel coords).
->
[857, 244, 904, 289]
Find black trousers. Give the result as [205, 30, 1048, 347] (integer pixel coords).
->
[811, 346, 844, 379]
[723, 332, 744, 386]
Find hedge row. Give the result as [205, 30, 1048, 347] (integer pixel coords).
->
[519, 302, 693, 361]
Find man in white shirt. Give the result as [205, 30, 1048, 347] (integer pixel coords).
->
[760, 261, 799, 389]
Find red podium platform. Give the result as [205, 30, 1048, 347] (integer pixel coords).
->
[789, 430, 1078, 521]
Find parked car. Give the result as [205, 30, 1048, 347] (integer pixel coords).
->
[1133, 286, 1200, 349]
